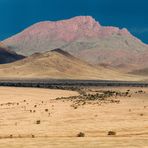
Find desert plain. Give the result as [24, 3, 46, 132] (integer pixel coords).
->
[0, 86, 147, 148]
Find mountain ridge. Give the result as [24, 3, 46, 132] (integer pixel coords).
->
[0, 48, 141, 80]
[3, 16, 142, 43]
[2, 16, 148, 72]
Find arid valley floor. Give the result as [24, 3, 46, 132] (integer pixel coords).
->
[0, 86, 148, 147]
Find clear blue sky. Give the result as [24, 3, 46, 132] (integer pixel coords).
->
[0, 0, 147, 43]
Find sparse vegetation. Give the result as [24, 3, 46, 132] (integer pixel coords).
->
[135, 90, 146, 94]
[56, 88, 130, 108]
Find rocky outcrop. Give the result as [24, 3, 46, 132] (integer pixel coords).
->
[0, 42, 25, 64]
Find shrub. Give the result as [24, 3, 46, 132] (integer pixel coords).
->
[74, 106, 78, 109]
[45, 109, 48, 112]
[108, 131, 116, 136]
[36, 120, 41, 124]
[77, 132, 85, 137]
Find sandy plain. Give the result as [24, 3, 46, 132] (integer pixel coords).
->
[0, 86, 148, 148]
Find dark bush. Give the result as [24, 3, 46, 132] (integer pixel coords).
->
[77, 132, 85, 137]
[108, 131, 116, 136]
[45, 109, 48, 112]
[36, 120, 41, 124]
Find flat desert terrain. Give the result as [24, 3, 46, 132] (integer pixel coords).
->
[0, 86, 148, 148]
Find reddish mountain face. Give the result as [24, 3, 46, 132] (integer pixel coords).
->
[0, 42, 25, 64]
[2, 16, 148, 71]
[3, 16, 138, 42]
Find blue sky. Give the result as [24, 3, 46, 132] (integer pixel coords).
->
[0, 0, 147, 43]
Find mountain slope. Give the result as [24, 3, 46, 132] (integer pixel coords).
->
[2, 16, 148, 71]
[130, 68, 148, 76]
[0, 49, 140, 80]
[0, 42, 25, 64]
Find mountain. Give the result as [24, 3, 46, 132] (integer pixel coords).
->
[2, 16, 148, 71]
[0, 42, 25, 64]
[129, 68, 148, 76]
[0, 49, 139, 80]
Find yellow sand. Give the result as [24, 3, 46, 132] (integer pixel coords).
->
[0, 87, 148, 148]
